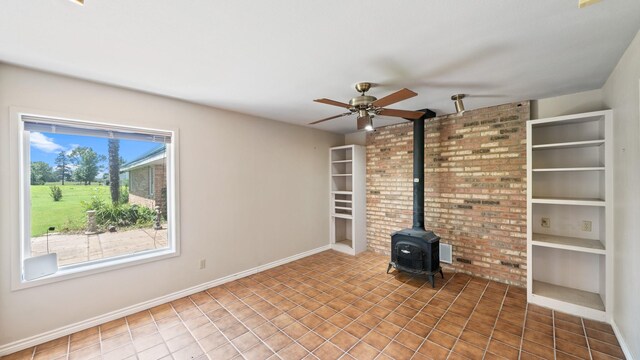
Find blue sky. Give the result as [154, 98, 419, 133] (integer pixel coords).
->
[30, 132, 161, 169]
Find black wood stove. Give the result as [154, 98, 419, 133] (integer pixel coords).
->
[387, 110, 444, 287]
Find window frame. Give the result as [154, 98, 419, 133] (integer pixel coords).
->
[10, 107, 181, 290]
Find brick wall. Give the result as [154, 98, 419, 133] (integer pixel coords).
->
[154, 164, 167, 217]
[366, 101, 529, 286]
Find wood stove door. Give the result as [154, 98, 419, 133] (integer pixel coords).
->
[394, 242, 424, 271]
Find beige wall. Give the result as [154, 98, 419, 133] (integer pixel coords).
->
[531, 89, 605, 119]
[602, 30, 640, 360]
[0, 64, 343, 347]
[344, 131, 367, 146]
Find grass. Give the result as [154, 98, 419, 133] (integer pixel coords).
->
[30, 184, 111, 237]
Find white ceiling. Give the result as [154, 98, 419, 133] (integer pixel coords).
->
[1, 1, 639, 134]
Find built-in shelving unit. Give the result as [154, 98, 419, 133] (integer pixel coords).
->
[330, 145, 366, 255]
[527, 110, 613, 322]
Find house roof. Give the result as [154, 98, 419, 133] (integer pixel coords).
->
[120, 145, 166, 173]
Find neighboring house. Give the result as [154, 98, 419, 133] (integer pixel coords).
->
[120, 145, 167, 214]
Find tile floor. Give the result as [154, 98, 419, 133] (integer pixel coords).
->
[1, 251, 625, 360]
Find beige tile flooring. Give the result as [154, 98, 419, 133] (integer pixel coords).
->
[30, 228, 168, 267]
[2, 251, 625, 360]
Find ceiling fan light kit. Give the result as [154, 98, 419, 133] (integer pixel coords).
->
[311, 82, 424, 132]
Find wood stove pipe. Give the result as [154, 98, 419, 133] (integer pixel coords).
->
[408, 109, 436, 231]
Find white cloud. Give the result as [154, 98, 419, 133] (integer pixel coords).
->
[65, 144, 80, 156]
[30, 132, 65, 153]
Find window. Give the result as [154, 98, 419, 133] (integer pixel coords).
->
[17, 113, 178, 285]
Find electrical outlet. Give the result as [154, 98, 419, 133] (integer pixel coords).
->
[541, 217, 550, 228]
[199, 259, 206, 269]
[582, 220, 592, 232]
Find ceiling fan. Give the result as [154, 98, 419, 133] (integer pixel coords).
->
[310, 82, 425, 131]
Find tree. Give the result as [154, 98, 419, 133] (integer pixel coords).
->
[70, 147, 106, 185]
[30, 161, 55, 185]
[54, 151, 72, 185]
[108, 139, 121, 204]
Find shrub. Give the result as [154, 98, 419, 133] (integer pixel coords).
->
[81, 187, 155, 228]
[49, 186, 63, 201]
[82, 189, 106, 210]
[93, 203, 156, 227]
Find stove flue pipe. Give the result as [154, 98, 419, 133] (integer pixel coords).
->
[406, 109, 436, 231]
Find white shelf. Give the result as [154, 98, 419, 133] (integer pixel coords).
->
[334, 206, 352, 211]
[527, 110, 612, 322]
[532, 139, 604, 150]
[532, 280, 605, 312]
[330, 145, 366, 256]
[532, 197, 605, 206]
[532, 167, 604, 172]
[532, 233, 605, 255]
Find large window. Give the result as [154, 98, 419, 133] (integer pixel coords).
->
[17, 113, 178, 285]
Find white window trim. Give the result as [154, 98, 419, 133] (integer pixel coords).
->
[9, 107, 181, 290]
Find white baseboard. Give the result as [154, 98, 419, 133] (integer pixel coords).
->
[611, 319, 635, 360]
[0, 244, 330, 356]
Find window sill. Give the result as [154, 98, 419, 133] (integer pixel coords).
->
[12, 248, 179, 291]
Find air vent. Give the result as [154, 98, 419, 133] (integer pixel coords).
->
[440, 243, 452, 264]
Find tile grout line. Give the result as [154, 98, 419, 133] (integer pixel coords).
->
[219, 255, 421, 359]
[243, 255, 395, 359]
[197, 290, 286, 360]
[339, 271, 458, 359]
[148, 305, 183, 358]
[552, 310, 557, 360]
[97, 325, 103, 358]
[169, 301, 229, 359]
[581, 318, 594, 360]
[195, 256, 373, 359]
[443, 281, 490, 360]
[339, 270, 460, 358]
[65, 335, 70, 360]
[407, 274, 474, 360]
[480, 285, 509, 360]
[122, 317, 136, 358]
[516, 297, 528, 360]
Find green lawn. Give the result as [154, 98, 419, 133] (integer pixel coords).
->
[30, 185, 111, 237]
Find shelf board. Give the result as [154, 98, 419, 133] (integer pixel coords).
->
[532, 197, 605, 206]
[532, 167, 604, 172]
[532, 280, 605, 311]
[332, 213, 353, 219]
[532, 139, 605, 150]
[531, 233, 605, 255]
[331, 191, 353, 195]
[332, 174, 353, 176]
[335, 238, 353, 248]
[334, 200, 352, 203]
[332, 160, 353, 163]
[334, 206, 352, 211]
[530, 113, 604, 127]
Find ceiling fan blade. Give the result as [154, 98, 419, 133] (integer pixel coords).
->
[314, 98, 352, 109]
[378, 108, 425, 119]
[309, 112, 352, 125]
[371, 88, 418, 108]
